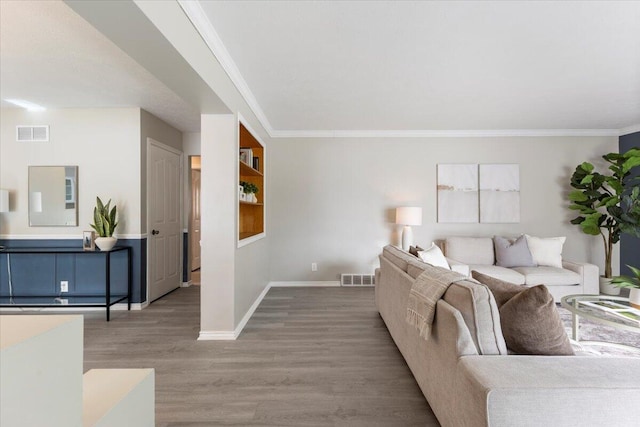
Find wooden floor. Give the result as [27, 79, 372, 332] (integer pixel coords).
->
[83, 286, 440, 426]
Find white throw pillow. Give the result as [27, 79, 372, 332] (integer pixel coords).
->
[524, 235, 566, 268]
[418, 243, 450, 270]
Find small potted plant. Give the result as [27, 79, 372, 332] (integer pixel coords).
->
[612, 265, 640, 309]
[242, 182, 259, 203]
[90, 197, 119, 251]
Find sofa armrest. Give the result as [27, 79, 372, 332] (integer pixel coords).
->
[562, 260, 599, 294]
[456, 356, 640, 427]
[446, 257, 470, 277]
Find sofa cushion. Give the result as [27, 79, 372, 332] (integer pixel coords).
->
[443, 280, 508, 355]
[493, 235, 536, 268]
[471, 271, 574, 356]
[418, 243, 450, 269]
[445, 237, 495, 265]
[407, 259, 428, 279]
[383, 245, 413, 272]
[525, 235, 566, 268]
[468, 265, 525, 284]
[512, 266, 581, 286]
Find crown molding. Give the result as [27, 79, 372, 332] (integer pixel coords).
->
[177, 1, 632, 141]
[178, 0, 275, 137]
[270, 129, 621, 139]
[620, 124, 640, 136]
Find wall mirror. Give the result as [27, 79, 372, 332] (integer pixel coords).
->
[29, 166, 78, 226]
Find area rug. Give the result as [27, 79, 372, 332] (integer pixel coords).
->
[557, 306, 640, 358]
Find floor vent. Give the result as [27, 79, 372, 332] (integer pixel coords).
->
[341, 274, 375, 287]
[16, 125, 49, 142]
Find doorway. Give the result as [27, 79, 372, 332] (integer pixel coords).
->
[147, 138, 183, 302]
[189, 156, 201, 285]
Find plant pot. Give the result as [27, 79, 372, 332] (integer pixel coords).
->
[629, 288, 640, 309]
[95, 236, 117, 251]
[599, 276, 621, 296]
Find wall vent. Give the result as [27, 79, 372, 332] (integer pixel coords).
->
[341, 273, 375, 287]
[16, 125, 49, 142]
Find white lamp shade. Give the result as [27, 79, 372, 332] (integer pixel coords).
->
[396, 207, 422, 226]
[0, 189, 8, 213]
[30, 191, 42, 213]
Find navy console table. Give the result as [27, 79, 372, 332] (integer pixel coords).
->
[0, 246, 131, 321]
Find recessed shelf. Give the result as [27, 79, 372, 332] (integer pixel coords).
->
[239, 161, 262, 177]
[238, 122, 265, 243]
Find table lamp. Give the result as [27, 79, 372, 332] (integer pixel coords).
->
[396, 207, 422, 250]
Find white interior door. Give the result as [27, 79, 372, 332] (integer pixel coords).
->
[148, 139, 182, 302]
[190, 169, 201, 271]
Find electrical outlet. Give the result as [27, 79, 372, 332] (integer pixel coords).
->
[311, 263, 317, 272]
[60, 281, 69, 293]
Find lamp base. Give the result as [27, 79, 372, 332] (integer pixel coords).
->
[401, 226, 413, 251]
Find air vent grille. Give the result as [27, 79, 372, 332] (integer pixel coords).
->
[16, 125, 49, 142]
[341, 274, 375, 287]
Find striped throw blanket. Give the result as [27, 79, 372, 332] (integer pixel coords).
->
[406, 265, 467, 341]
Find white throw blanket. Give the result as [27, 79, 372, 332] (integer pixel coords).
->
[406, 266, 467, 340]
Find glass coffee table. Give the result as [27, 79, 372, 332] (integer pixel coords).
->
[561, 294, 640, 353]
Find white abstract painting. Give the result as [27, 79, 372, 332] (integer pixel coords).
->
[479, 164, 520, 223]
[437, 164, 479, 223]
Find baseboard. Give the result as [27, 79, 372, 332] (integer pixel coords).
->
[181, 281, 192, 288]
[233, 284, 271, 337]
[197, 330, 237, 340]
[269, 281, 341, 287]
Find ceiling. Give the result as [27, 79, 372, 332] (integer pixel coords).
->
[0, 0, 210, 133]
[195, 0, 640, 134]
[1, 1, 638, 136]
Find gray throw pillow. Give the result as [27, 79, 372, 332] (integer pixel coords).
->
[493, 235, 536, 268]
[471, 270, 574, 356]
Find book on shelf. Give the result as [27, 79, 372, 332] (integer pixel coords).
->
[239, 148, 253, 165]
[579, 300, 640, 326]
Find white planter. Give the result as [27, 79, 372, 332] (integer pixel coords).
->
[95, 236, 117, 251]
[629, 288, 640, 309]
[599, 276, 621, 296]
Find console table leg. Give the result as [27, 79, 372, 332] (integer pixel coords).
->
[106, 253, 111, 321]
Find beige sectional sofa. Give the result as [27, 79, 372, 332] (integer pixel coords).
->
[376, 245, 640, 427]
[439, 237, 599, 301]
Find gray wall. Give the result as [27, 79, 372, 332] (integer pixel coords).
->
[268, 136, 618, 282]
[139, 108, 183, 235]
[620, 131, 640, 275]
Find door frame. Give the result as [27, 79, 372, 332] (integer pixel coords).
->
[187, 155, 201, 277]
[146, 137, 184, 303]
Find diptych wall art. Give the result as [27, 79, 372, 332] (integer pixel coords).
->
[437, 164, 520, 223]
[479, 164, 520, 223]
[437, 164, 479, 223]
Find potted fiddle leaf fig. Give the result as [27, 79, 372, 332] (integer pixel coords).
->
[568, 147, 640, 294]
[90, 197, 119, 251]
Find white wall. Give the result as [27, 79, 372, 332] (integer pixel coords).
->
[200, 115, 236, 333]
[268, 136, 619, 281]
[136, 1, 271, 335]
[0, 108, 141, 236]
